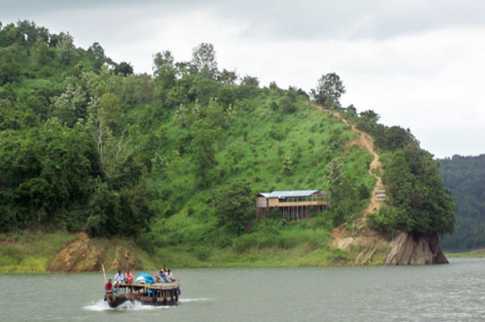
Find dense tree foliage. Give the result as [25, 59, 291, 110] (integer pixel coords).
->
[379, 146, 455, 234]
[0, 22, 152, 236]
[440, 155, 485, 250]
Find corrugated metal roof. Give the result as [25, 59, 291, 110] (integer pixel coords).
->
[259, 190, 323, 198]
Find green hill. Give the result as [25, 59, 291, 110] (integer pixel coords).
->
[440, 155, 485, 250]
[0, 21, 454, 270]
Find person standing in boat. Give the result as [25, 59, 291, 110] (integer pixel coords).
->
[105, 278, 113, 293]
[104, 278, 113, 301]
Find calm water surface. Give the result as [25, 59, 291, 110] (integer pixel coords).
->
[1, 258, 485, 322]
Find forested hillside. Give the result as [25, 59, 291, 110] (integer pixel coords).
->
[440, 155, 485, 250]
[0, 21, 454, 269]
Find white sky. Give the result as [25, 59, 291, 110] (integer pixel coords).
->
[2, 0, 484, 158]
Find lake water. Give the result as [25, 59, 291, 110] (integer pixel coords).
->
[1, 258, 485, 322]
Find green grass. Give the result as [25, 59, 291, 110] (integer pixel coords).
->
[0, 231, 75, 273]
[152, 245, 351, 268]
[149, 218, 357, 268]
[446, 249, 485, 258]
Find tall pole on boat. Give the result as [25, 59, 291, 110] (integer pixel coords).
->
[101, 264, 107, 283]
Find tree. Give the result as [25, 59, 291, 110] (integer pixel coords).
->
[240, 75, 259, 87]
[282, 154, 294, 175]
[383, 146, 455, 234]
[0, 119, 97, 230]
[114, 62, 134, 76]
[359, 110, 379, 124]
[16, 20, 49, 45]
[53, 84, 88, 126]
[378, 126, 415, 150]
[440, 154, 485, 250]
[0, 47, 22, 84]
[356, 109, 381, 138]
[311, 73, 345, 107]
[191, 43, 218, 78]
[153, 50, 176, 91]
[32, 40, 52, 66]
[191, 121, 218, 187]
[87, 42, 106, 70]
[345, 104, 357, 117]
[214, 180, 255, 235]
[280, 91, 297, 114]
[55, 32, 76, 65]
[87, 92, 122, 177]
[218, 69, 237, 85]
[326, 158, 359, 226]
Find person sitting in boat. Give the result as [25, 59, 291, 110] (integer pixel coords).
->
[125, 271, 134, 284]
[152, 271, 160, 283]
[159, 268, 169, 283]
[166, 269, 176, 282]
[114, 270, 124, 286]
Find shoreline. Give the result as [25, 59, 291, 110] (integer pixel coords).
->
[4, 231, 474, 274]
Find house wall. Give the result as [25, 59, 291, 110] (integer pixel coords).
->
[256, 197, 268, 208]
[267, 198, 280, 207]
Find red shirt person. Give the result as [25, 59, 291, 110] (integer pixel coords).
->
[105, 279, 113, 292]
[126, 271, 134, 284]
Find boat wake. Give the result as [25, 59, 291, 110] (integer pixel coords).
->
[83, 298, 211, 311]
[179, 297, 211, 303]
[83, 299, 171, 311]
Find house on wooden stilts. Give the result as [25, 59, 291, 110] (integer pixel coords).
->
[256, 190, 327, 221]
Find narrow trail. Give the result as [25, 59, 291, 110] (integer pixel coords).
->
[315, 105, 385, 224]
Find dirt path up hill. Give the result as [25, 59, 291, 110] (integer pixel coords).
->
[316, 106, 385, 221]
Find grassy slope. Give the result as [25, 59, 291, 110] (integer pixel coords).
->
[129, 93, 375, 267]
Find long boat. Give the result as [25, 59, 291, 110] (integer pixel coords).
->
[105, 282, 181, 308]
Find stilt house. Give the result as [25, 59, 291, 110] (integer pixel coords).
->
[256, 190, 327, 220]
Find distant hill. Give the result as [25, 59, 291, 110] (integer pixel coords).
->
[0, 21, 454, 269]
[440, 155, 485, 250]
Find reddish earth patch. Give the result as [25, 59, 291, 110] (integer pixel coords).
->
[48, 233, 139, 272]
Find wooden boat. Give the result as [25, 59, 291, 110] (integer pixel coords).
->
[105, 282, 181, 308]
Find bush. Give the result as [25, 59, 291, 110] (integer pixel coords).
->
[327, 249, 349, 263]
[213, 180, 255, 235]
[193, 247, 212, 261]
[368, 206, 403, 234]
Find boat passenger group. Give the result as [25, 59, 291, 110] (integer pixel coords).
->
[105, 267, 176, 291]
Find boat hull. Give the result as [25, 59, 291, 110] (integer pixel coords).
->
[105, 284, 180, 308]
[106, 294, 129, 308]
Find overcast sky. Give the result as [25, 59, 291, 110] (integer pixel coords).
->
[3, 0, 484, 158]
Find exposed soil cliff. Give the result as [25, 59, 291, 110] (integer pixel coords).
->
[48, 233, 148, 272]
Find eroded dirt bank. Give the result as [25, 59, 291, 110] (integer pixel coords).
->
[48, 233, 149, 272]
